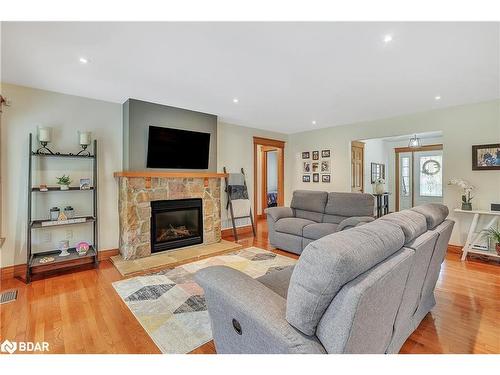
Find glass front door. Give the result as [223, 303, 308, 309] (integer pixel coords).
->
[397, 148, 443, 210]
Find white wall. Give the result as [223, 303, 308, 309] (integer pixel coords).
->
[0, 83, 122, 267]
[217, 121, 288, 229]
[286, 100, 500, 245]
[267, 151, 278, 192]
[362, 138, 387, 194]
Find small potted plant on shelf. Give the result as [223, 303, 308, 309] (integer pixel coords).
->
[56, 175, 72, 190]
[483, 227, 500, 255]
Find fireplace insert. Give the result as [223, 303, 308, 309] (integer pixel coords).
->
[151, 198, 203, 253]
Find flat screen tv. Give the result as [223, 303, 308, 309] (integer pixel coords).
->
[146, 126, 210, 169]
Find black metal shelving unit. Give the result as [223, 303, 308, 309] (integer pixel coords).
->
[26, 133, 98, 283]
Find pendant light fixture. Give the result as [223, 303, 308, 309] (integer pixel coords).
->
[408, 134, 421, 148]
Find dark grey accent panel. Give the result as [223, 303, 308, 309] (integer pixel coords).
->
[123, 98, 217, 171]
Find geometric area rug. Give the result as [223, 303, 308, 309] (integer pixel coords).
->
[112, 247, 297, 354]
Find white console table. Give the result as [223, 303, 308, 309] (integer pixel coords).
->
[454, 209, 500, 261]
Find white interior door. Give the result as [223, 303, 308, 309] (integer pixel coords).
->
[414, 150, 443, 206]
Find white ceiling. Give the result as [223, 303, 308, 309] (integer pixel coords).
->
[2, 22, 499, 134]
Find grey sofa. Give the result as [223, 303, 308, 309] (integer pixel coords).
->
[195, 203, 454, 354]
[265, 190, 375, 254]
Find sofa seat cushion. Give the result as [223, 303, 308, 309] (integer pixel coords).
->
[303, 223, 338, 240]
[275, 218, 316, 236]
[257, 266, 295, 299]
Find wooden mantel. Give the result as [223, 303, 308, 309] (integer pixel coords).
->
[113, 171, 228, 178]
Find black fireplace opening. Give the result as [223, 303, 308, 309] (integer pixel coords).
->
[151, 198, 203, 253]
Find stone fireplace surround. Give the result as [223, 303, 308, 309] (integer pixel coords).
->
[114, 171, 227, 260]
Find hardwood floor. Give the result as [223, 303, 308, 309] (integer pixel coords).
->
[1, 219, 498, 354]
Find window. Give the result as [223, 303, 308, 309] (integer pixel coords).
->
[419, 155, 442, 197]
[401, 156, 410, 197]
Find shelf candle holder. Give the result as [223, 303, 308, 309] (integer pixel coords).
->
[76, 131, 92, 156]
[35, 126, 55, 155]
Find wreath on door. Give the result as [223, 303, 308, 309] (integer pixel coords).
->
[421, 159, 441, 175]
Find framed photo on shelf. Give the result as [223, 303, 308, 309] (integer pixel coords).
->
[80, 178, 91, 190]
[321, 149, 331, 158]
[313, 173, 320, 183]
[312, 151, 319, 160]
[303, 161, 311, 173]
[321, 160, 330, 173]
[472, 143, 500, 170]
[322, 174, 331, 183]
[302, 151, 310, 159]
[303, 175, 311, 183]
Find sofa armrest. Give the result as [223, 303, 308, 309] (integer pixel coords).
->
[337, 216, 375, 231]
[195, 266, 326, 354]
[264, 206, 294, 222]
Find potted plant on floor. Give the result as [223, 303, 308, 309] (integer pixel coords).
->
[483, 227, 500, 255]
[56, 175, 72, 190]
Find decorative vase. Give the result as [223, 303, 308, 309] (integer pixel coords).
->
[374, 183, 385, 195]
[60, 184, 69, 191]
[496, 243, 500, 256]
[461, 202, 472, 211]
[58, 240, 70, 257]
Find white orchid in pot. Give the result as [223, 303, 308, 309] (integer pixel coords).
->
[448, 178, 474, 210]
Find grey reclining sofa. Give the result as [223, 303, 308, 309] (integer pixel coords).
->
[195, 203, 453, 354]
[266, 190, 375, 254]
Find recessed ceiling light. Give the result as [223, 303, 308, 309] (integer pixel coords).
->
[232, 98, 239, 103]
[79, 57, 89, 64]
[312, 120, 317, 125]
[435, 95, 441, 100]
[383, 34, 393, 43]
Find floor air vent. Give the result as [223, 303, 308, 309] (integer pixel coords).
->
[0, 290, 18, 304]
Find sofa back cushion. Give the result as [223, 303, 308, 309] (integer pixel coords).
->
[324, 192, 374, 217]
[316, 247, 414, 353]
[411, 203, 449, 230]
[286, 220, 405, 336]
[291, 190, 328, 222]
[379, 210, 427, 243]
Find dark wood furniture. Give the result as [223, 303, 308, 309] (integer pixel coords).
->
[26, 133, 98, 283]
[373, 193, 390, 218]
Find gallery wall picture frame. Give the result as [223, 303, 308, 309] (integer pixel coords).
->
[321, 160, 330, 173]
[312, 151, 319, 160]
[472, 143, 500, 170]
[313, 173, 320, 183]
[312, 162, 319, 172]
[321, 149, 331, 158]
[302, 151, 310, 159]
[322, 174, 331, 183]
[303, 161, 311, 173]
[303, 175, 311, 183]
[370, 162, 385, 183]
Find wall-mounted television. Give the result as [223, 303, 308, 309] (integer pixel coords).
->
[146, 126, 210, 169]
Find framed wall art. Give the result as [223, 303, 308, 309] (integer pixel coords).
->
[472, 143, 500, 170]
